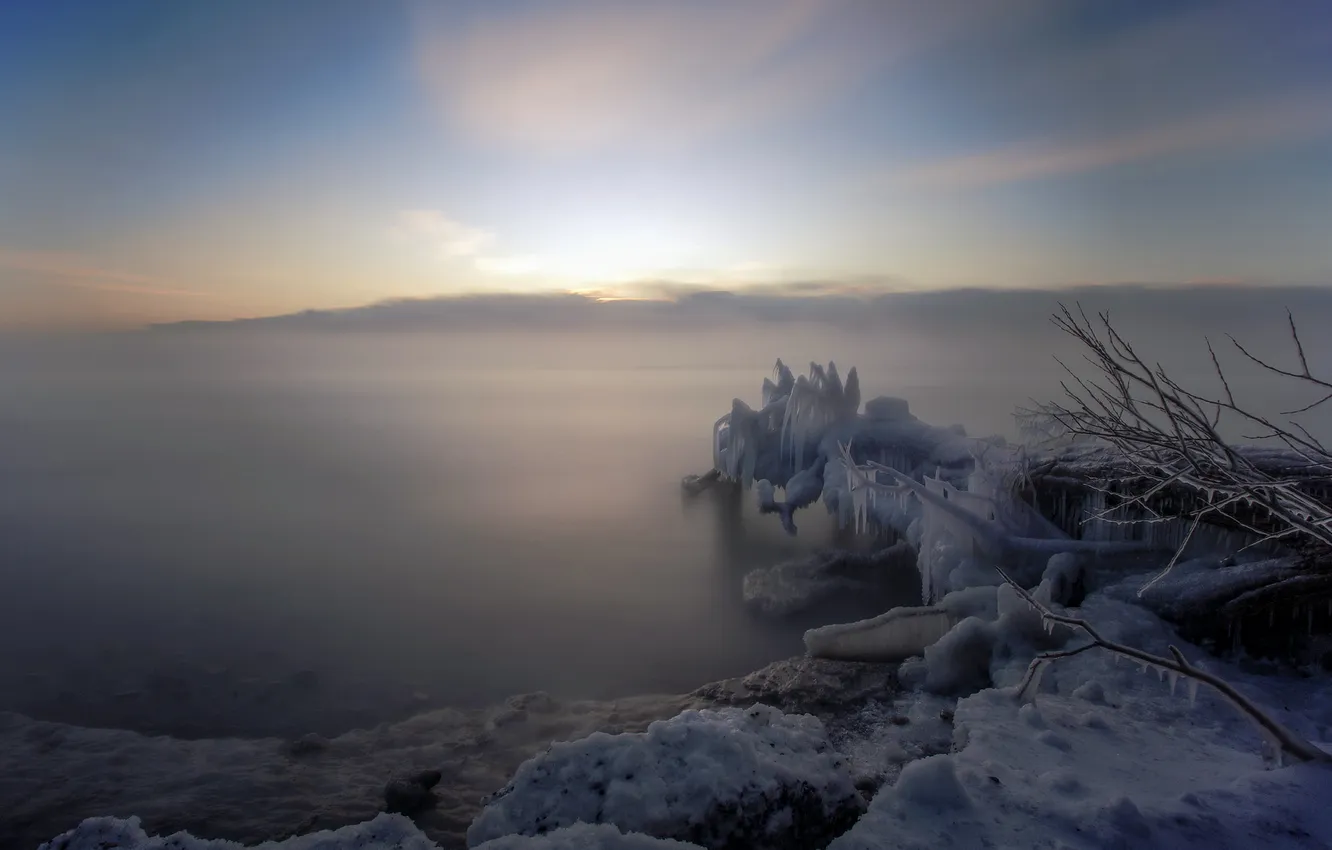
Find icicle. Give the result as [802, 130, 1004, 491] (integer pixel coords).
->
[1167, 670, 1178, 697]
[1187, 678, 1199, 707]
[1139, 661, 1149, 674]
[1157, 666, 1165, 682]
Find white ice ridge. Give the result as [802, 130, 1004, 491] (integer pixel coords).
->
[466, 704, 865, 849]
[40, 816, 704, 850]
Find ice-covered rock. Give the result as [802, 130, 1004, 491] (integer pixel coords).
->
[804, 606, 955, 662]
[862, 397, 911, 422]
[694, 656, 897, 714]
[922, 617, 995, 695]
[475, 824, 703, 849]
[742, 543, 914, 616]
[36, 815, 702, 850]
[940, 585, 1000, 621]
[1038, 552, 1088, 607]
[384, 768, 442, 815]
[465, 705, 866, 850]
[829, 590, 1332, 850]
[39, 813, 437, 850]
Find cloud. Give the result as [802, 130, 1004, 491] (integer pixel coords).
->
[895, 90, 1332, 190]
[156, 282, 1332, 343]
[395, 210, 547, 277]
[395, 210, 496, 257]
[473, 255, 544, 276]
[414, 0, 985, 152]
[0, 248, 211, 298]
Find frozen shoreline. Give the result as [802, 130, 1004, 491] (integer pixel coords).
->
[3, 688, 707, 850]
[4, 654, 920, 850]
[23, 589, 1332, 850]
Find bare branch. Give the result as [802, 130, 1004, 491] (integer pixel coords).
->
[1031, 303, 1332, 565]
[995, 567, 1331, 765]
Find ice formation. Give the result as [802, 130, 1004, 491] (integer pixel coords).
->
[742, 543, 914, 617]
[37, 816, 704, 850]
[466, 704, 865, 849]
[38, 813, 438, 850]
[804, 606, 955, 662]
[705, 361, 1180, 621]
[827, 588, 1332, 849]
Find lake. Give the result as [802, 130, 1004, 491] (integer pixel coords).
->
[1, 317, 1325, 738]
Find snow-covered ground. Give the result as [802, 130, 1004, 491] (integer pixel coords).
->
[6, 692, 703, 850]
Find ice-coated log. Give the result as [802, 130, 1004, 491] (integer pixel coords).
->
[804, 605, 956, 662]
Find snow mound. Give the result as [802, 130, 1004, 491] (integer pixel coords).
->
[39, 813, 436, 850]
[474, 823, 703, 849]
[465, 704, 866, 850]
[38, 817, 701, 850]
[835, 589, 1332, 849]
[890, 754, 971, 810]
[922, 616, 994, 695]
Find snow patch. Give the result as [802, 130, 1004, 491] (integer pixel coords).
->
[465, 704, 865, 849]
[475, 824, 704, 850]
[37, 816, 704, 850]
[40, 813, 437, 850]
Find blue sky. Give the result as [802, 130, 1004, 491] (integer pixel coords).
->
[1, 0, 1330, 327]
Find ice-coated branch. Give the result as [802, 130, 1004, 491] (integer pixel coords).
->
[998, 566, 1331, 766]
[1023, 303, 1332, 593]
[837, 441, 1163, 560]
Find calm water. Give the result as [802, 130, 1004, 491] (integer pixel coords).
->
[1, 322, 1325, 738]
[0, 330, 916, 737]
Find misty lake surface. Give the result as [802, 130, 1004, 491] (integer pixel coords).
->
[0, 329, 964, 737]
[1, 322, 1323, 738]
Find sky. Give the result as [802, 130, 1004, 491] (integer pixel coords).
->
[1, 0, 1331, 328]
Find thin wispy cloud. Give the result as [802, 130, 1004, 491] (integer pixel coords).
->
[896, 91, 1332, 190]
[395, 209, 496, 257]
[414, 0, 991, 152]
[473, 255, 543, 276]
[395, 209, 552, 279]
[0, 248, 211, 298]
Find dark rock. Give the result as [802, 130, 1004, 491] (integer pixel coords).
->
[508, 691, 556, 714]
[487, 706, 528, 730]
[695, 656, 897, 716]
[410, 769, 442, 789]
[854, 776, 882, 796]
[384, 768, 442, 815]
[468, 705, 864, 850]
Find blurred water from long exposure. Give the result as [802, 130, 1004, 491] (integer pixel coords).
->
[0, 319, 1327, 738]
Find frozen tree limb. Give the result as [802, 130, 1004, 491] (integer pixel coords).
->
[998, 566, 1332, 766]
[837, 441, 1163, 560]
[1020, 304, 1332, 593]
